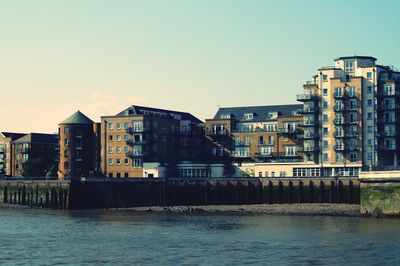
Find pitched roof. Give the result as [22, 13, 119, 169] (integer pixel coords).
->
[0, 132, 27, 141]
[115, 105, 203, 124]
[212, 104, 303, 122]
[13, 133, 58, 144]
[60, 111, 94, 125]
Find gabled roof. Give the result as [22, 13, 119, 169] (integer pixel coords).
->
[115, 105, 203, 124]
[60, 111, 94, 125]
[212, 104, 303, 122]
[13, 133, 58, 144]
[0, 132, 27, 141]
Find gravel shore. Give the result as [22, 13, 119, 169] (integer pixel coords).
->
[119, 204, 360, 217]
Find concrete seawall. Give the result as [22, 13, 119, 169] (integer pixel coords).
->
[360, 171, 400, 217]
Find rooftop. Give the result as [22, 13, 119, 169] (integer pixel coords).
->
[334, 56, 377, 62]
[212, 104, 303, 122]
[60, 111, 94, 125]
[0, 132, 27, 141]
[13, 133, 58, 144]
[114, 105, 203, 124]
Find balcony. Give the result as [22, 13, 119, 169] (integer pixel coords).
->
[254, 152, 275, 158]
[333, 92, 346, 99]
[334, 105, 346, 112]
[126, 151, 148, 158]
[334, 145, 345, 151]
[333, 119, 348, 125]
[126, 127, 148, 134]
[235, 142, 250, 147]
[231, 152, 250, 158]
[377, 144, 397, 151]
[126, 139, 147, 146]
[304, 146, 318, 152]
[298, 108, 318, 114]
[277, 128, 300, 135]
[296, 94, 319, 102]
[378, 104, 400, 111]
[377, 130, 396, 137]
[279, 152, 302, 158]
[376, 91, 400, 98]
[206, 129, 230, 136]
[303, 133, 316, 140]
[258, 141, 274, 146]
[302, 120, 318, 127]
[378, 118, 396, 124]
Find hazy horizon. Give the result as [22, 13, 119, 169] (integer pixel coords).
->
[2, 0, 400, 133]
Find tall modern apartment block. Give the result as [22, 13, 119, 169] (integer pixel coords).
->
[298, 55, 400, 175]
[205, 105, 304, 165]
[101, 105, 205, 178]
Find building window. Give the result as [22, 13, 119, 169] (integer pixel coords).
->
[258, 172, 262, 177]
[368, 126, 373, 133]
[323, 153, 328, 161]
[133, 159, 142, 168]
[368, 139, 373, 146]
[367, 99, 372, 107]
[335, 153, 343, 163]
[345, 61, 353, 72]
[108, 123, 114, 130]
[64, 162, 68, 170]
[116, 158, 121, 165]
[124, 158, 129, 165]
[323, 114, 328, 122]
[322, 75, 328, 82]
[323, 88, 328, 95]
[124, 122, 129, 129]
[279, 171, 286, 177]
[350, 153, 357, 162]
[368, 153, 373, 160]
[367, 112, 373, 120]
[243, 113, 254, 120]
[323, 101, 328, 110]
[124, 146, 128, 153]
[64, 139, 69, 146]
[116, 135, 121, 141]
[116, 123, 121, 129]
[64, 127, 69, 134]
[64, 150, 69, 157]
[323, 140, 328, 148]
[108, 159, 113, 165]
[108, 147, 114, 153]
[116, 147, 121, 154]
[323, 127, 328, 135]
[367, 86, 373, 93]
[367, 72, 372, 79]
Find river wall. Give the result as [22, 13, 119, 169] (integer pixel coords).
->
[360, 171, 400, 217]
[69, 178, 360, 210]
[0, 180, 69, 209]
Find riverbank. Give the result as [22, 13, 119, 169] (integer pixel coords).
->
[114, 204, 361, 217]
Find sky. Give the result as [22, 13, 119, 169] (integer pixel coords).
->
[1, 0, 400, 133]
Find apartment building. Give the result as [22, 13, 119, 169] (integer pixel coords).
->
[101, 105, 205, 178]
[58, 111, 100, 179]
[0, 132, 26, 176]
[205, 105, 304, 166]
[12, 133, 58, 177]
[298, 55, 400, 176]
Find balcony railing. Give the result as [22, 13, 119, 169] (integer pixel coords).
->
[277, 128, 300, 135]
[231, 152, 250, 158]
[234, 142, 250, 147]
[254, 152, 275, 158]
[126, 127, 148, 134]
[126, 139, 147, 146]
[303, 133, 316, 139]
[126, 151, 148, 158]
[377, 130, 396, 137]
[334, 145, 345, 151]
[304, 146, 318, 152]
[279, 152, 302, 158]
[377, 144, 397, 151]
[378, 104, 400, 111]
[376, 91, 400, 97]
[298, 108, 317, 114]
[258, 141, 274, 146]
[206, 129, 230, 136]
[378, 118, 396, 124]
[296, 94, 319, 102]
[302, 120, 318, 127]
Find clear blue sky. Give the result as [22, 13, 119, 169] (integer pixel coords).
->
[1, 0, 400, 132]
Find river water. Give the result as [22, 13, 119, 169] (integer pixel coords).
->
[0, 209, 399, 265]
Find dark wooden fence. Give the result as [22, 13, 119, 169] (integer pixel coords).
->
[69, 178, 360, 210]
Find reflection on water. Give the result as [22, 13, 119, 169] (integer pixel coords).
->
[0, 209, 399, 265]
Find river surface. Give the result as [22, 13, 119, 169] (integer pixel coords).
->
[0, 209, 399, 265]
